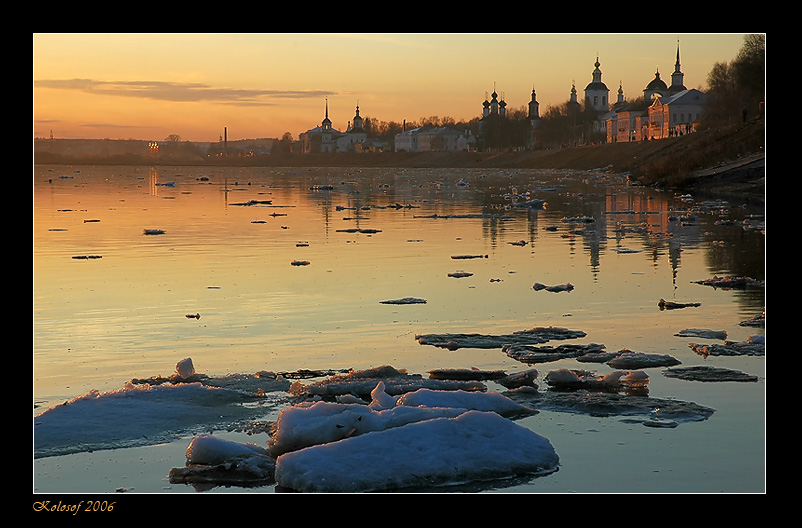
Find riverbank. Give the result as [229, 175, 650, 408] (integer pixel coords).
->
[35, 117, 765, 205]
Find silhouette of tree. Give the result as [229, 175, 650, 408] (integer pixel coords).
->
[704, 34, 765, 126]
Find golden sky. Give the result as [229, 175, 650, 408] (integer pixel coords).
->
[33, 33, 749, 143]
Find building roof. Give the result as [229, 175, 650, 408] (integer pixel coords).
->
[645, 71, 668, 92]
[659, 88, 707, 106]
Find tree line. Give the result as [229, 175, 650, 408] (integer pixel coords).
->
[135, 35, 767, 159]
[349, 34, 765, 152]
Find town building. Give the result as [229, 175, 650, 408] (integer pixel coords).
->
[584, 57, 610, 112]
[299, 100, 371, 153]
[606, 42, 706, 143]
[394, 126, 476, 152]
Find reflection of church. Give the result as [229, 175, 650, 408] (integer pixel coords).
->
[300, 100, 369, 153]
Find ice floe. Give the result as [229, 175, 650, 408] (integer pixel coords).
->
[532, 282, 575, 293]
[379, 297, 427, 305]
[169, 434, 276, 487]
[692, 275, 765, 289]
[663, 366, 759, 382]
[606, 350, 681, 368]
[674, 328, 727, 340]
[503, 343, 606, 364]
[33, 381, 271, 459]
[36, 351, 730, 491]
[168, 376, 555, 492]
[507, 389, 714, 427]
[272, 410, 558, 492]
[740, 311, 765, 328]
[688, 336, 765, 357]
[427, 367, 507, 381]
[544, 368, 649, 393]
[416, 326, 587, 351]
[287, 365, 484, 399]
[658, 298, 701, 310]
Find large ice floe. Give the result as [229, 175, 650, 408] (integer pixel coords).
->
[170, 378, 557, 492]
[273, 408, 558, 492]
[34, 358, 292, 459]
[273, 383, 555, 492]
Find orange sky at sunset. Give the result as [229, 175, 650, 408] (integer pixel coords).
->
[33, 33, 749, 143]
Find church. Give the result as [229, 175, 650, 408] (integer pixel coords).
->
[601, 42, 708, 143]
[299, 100, 369, 153]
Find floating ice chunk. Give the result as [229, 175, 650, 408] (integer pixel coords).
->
[532, 282, 574, 293]
[427, 367, 507, 382]
[34, 382, 261, 458]
[416, 327, 587, 351]
[288, 365, 484, 399]
[674, 328, 727, 340]
[689, 337, 765, 357]
[379, 297, 427, 305]
[185, 434, 270, 466]
[368, 380, 398, 410]
[607, 350, 681, 368]
[273, 410, 559, 493]
[396, 388, 536, 418]
[544, 368, 650, 392]
[175, 357, 195, 379]
[267, 398, 464, 457]
[658, 298, 701, 310]
[692, 275, 765, 289]
[663, 365, 758, 382]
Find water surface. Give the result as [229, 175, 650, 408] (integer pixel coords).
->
[33, 164, 765, 493]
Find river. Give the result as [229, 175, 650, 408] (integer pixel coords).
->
[33, 164, 765, 493]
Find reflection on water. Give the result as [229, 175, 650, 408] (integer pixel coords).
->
[34, 165, 764, 405]
[34, 164, 766, 493]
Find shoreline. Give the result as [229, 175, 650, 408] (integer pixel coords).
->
[34, 115, 766, 207]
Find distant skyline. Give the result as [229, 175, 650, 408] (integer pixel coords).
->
[33, 33, 750, 143]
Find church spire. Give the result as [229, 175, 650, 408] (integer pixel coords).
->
[669, 38, 686, 94]
[322, 98, 332, 130]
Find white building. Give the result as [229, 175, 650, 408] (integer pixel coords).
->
[605, 42, 706, 143]
[647, 89, 708, 139]
[300, 101, 370, 154]
[584, 56, 610, 113]
[335, 104, 368, 153]
[395, 126, 476, 152]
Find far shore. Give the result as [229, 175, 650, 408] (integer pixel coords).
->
[35, 117, 765, 205]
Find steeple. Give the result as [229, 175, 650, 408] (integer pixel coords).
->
[584, 55, 609, 111]
[322, 98, 332, 131]
[669, 39, 687, 94]
[351, 102, 364, 132]
[528, 86, 540, 120]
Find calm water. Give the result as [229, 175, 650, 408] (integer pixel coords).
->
[33, 164, 765, 493]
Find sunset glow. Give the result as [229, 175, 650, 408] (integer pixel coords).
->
[33, 33, 747, 143]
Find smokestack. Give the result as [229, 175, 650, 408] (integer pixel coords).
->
[224, 127, 227, 147]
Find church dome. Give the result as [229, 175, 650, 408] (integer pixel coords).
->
[585, 58, 608, 91]
[645, 70, 668, 92]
